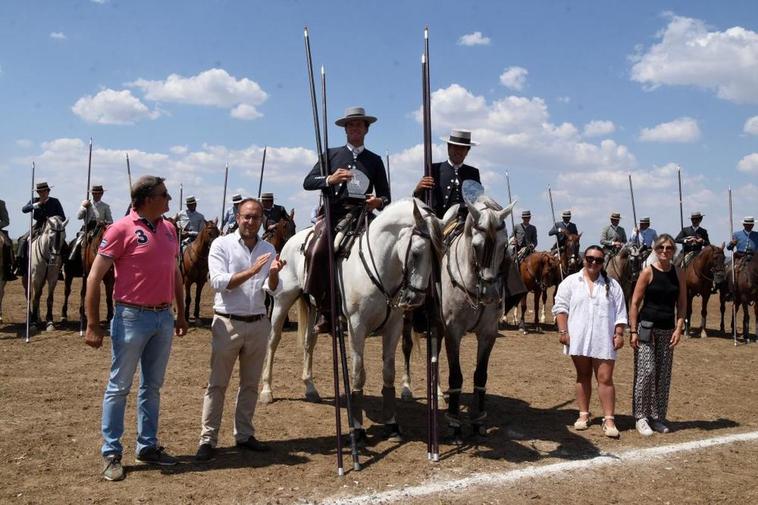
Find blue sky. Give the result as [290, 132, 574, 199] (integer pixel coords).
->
[1, 0, 756, 245]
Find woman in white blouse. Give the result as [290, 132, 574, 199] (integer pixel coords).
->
[552, 245, 628, 438]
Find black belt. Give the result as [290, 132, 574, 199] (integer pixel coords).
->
[116, 301, 171, 312]
[214, 311, 266, 323]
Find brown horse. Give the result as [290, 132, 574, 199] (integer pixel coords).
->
[182, 219, 220, 322]
[719, 253, 758, 341]
[558, 232, 582, 276]
[516, 251, 561, 333]
[62, 222, 115, 328]
[606, 243, 644, 311]
[262, 210, 296, 254]
[683, 244, 726, 338]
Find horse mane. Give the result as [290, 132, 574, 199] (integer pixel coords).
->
[379, 198, 445, 258]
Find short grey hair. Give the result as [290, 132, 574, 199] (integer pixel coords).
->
[131, 175, 166, 209]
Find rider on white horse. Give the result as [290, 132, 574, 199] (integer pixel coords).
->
[16, 181, 66, 276]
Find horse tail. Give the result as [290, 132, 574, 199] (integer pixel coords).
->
[295, 295, 309, 351]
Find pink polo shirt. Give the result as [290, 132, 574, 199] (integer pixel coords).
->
[98, 210, 179, 306]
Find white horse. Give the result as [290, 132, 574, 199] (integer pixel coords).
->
[440, 197, 514, 440]
[260, 198, 448, 442]
[23, 216, 68, 331]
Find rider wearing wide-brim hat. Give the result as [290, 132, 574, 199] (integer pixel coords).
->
[260, 192, 291, 233]
[176, 195, 206, 245]
[511, 209, 538, 261]
[16, 181, 67, 275]
[727, 216, 757, 258]
[629, 216, 658, 249]
[549, 210, 579, 250]
[600, 212, 628, 260]
[302, 106, 391, 334]
[414, 128, 481, 219]
[674, 211, 710, 266]
[222, 194, 244, 234]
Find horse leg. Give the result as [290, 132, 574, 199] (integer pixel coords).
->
[0, 280, 5, 323]
[260, 289, 300, 405]
[752, 303, 758, 342]
[381, 315, 403, 441]
[45, 274, 56, 331]
[400, 313, 415, 401]
[700, 292, 710, 338]
[194, 281, 203, 321]
[302, 300, 321, 403]
[534, 289, 543, 333]
[518, 295, 527, 334]
[349, 325, 368, 446]
[184, 281, 192, 322]
[470, 332, 497, 436]
[719, 291, 726, 334]
[540, 289, 547, 324]
[61, 274, 72, 322]
[443, 330, 464, 443]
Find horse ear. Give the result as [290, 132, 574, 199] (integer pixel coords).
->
[412, 199, 425, 228]
[62, 219, 69, 228]
[499, 200, 517, 222]
[466, 202, 481, 224]
[721, 241, 725, 250]
[213, 217, 218, 225]
[578, 232, 583, 239]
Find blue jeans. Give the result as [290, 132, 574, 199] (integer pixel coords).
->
[101, 305, 174, 456]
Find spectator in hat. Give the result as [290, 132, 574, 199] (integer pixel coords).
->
[600, 212, 627, 264]
[0, 198, 15, 280]
[303, 106, 391, 334]
[629, 217, 658, 249]
[260, 192, 291, 233]
[413, 128, 481, 220]
[176, 196, 206, 246]
[16, 182, 66, 273]
[71, 185, 114, 260]
[549, 210, 579, 250]
[674, 211, 710, 267]
[511, 209, 538, 262]
[223, 194, 243, 234]
[727, 216, 757, 259]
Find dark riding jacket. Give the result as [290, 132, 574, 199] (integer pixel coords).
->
[675, 226, 710, 254]
[413, 161, 481, 219]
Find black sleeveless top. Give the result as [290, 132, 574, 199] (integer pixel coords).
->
[639, 266, 679, 330]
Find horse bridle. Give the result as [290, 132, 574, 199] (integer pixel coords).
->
[358, 219, 433, 309]
[35, 220, 66, 267]
[447, 219, 506, 309]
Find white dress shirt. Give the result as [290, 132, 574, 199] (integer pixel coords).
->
[629, 227, 658, 247]
[552, 269, 628, 360]
[208, 231, 281, 315]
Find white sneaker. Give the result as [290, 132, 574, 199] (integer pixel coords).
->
[636, 418, 654, 437]
[650, 419, 670, 433]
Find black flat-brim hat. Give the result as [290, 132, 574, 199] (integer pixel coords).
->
[36, 182, 51, 191]
[440, 128, 479, 147]
[335, 106, 377, 127]
[91, 185, 105, 193]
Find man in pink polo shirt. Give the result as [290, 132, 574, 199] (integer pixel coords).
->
[85, 175, 188, 482]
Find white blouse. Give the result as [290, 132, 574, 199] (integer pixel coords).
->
[552, 269, 628, 360]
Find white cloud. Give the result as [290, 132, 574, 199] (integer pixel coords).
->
[458, 32, 491, 46]
[744, 116, 758, 136]
[50, 32, 67, 40]
[499, 66, 528, 91]
[169, 145, 189, 155]
[737, 153, 758, 174]
[72, 89, 161, 125]
[91, 0, 108, 4]
[15, 139, 33, 149]
[639, 117, 701, 143]
[631, 15, 758, 104]
[128, 68, 268, 120]
[583, 120, 616, 138]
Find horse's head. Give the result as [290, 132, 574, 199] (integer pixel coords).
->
[708, 244, 727, 285]
[45, 216, 68, 259]
[464, 197, 515, 304]
[626, 243, 643, 281]
[394, 200, 444, 309]
[564, 232, 582, 274]
[202, 218, 221, 243]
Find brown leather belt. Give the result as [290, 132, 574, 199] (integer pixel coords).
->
[116, 301, 171, 312]
[214, 311, 266, 323]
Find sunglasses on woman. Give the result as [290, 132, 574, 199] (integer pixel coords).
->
[655, 245, 674, 252]
[584, 256, 604, 265]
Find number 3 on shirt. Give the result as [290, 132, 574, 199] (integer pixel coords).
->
[135, 229, 148, 244]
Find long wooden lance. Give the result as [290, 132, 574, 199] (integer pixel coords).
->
[548, 186, 564, 280]
[385, 151, 392, 200]
[628, 173, 639, 245]
[728, 187, 737, 346]
[304, 26, 360, 475]
[422, 26, 440, 463]
[80, 138, 94, 337]
[257, 147, 267, 199]
[125, 154, 133, 216]
[220, 163, 229, 225]
[179, 184, 183, 211]
[506, 171, 516, 248]
[25, 162, 36, 343]
[676, 165, 684, 229]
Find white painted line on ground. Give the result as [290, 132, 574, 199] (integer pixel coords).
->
[325, 430, 758, 505]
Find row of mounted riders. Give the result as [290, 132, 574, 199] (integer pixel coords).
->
[0, 213, 295, 329]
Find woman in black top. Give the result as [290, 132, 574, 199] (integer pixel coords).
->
[628, 234, 687, 436]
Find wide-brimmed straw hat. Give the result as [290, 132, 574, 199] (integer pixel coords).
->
[561, 210, 572, 218]
[91, 185, 105, 193]
[440, 129, 479, 147]
[743, 216, 755, 225]
[36, 182, 52, 192]
[230, 194, 242, 203]
[610, 212, 621, 220]
[335, 106, 377, 127]
[185, 196, 197, 205]
[522, 210, 531, 218]
[260, 192, 274, 200]
[690, 211, 704, 220]
[640, 217, 650, 224]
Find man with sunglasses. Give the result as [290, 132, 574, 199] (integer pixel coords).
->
[674, 211, 710, 267]
[85, 175, 188, 481]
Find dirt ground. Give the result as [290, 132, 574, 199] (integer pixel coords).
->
[1, 279, 757, 504]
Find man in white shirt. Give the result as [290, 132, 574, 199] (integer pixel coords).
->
[195, 198, 283, 462]
[628, 217, 657, 248]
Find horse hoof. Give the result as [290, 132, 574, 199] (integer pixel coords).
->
[259, 390, 274, 405]
[400, 387, 413, 402]
[305, 390, 322, 403]
[45, 322, 55, 332]
[348, 428, 368, 449]
[443, 426, 464, 446]
[382, 423, 403, 443]
[700, 330, 708, 339]
[472, 424, 487, 437]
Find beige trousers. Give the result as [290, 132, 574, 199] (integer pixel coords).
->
[199, 315, 270, 447]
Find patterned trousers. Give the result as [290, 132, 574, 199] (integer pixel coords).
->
[633, 328, 675, 420]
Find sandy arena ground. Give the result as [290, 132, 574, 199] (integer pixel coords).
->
[1, 278, 757, 504]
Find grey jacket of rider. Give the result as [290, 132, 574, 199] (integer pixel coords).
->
[177, 209, 206, 236]
[600, 224, 627, 249]
[77, 200, 113, 225]
[512, 222, 538, 249]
